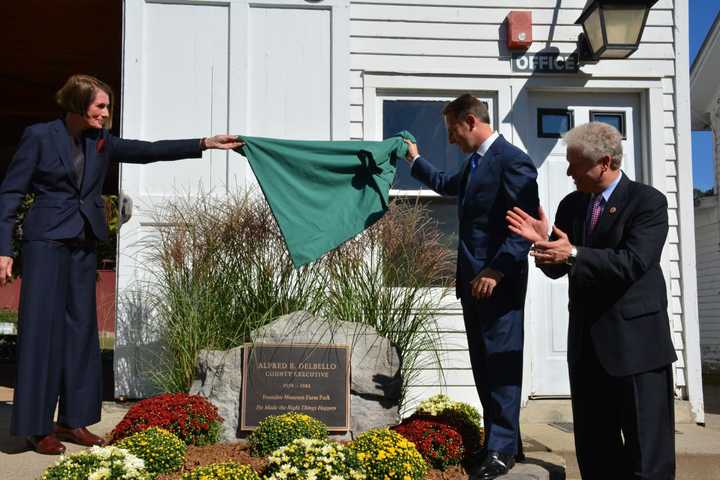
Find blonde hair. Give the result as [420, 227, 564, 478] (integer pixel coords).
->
[563, 122, 623, 169]
[55, 74, 114, 129]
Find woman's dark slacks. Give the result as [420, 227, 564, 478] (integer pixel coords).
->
[10, 239, 101, 436]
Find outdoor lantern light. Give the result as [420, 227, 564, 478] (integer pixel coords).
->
[575, 0, 659, 62]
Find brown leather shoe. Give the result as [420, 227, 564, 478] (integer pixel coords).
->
[53, 423, 106, 447]
[27, 434, 66, 455]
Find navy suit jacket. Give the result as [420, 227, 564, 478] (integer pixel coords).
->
[411, 135, 539, 299]
[0, 118, 203, 256]
[540, 174, 677, 376]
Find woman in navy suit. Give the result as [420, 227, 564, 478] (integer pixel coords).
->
[0, 74, 242, 454]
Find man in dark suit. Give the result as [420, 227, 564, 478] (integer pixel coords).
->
[507, 121, 676, 479]
[0, 74, 242, 454]
[404, 94, 539, 479]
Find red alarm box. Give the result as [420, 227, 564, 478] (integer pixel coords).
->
[507, 11, 532, 50]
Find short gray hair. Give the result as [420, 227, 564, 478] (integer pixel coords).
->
[562, 122, 623, 169]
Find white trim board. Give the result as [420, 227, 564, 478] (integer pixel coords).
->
[673, 0, 705, 425]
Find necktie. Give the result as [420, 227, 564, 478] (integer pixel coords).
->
[464, 152, 481, 196]
[470, 151, 481, 172]
[585, 194, 605, 244]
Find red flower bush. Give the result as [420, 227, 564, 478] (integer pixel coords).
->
[110, 393, 223, 446]
[392, 416, 465, 470]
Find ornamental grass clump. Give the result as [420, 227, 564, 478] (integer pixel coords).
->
[350, 428, 428, 480]
[265, 438, 365, 480]
[248, 412, 328, 456]
[413, 394, 484, 453]
[392, 417, 465, 470]
[114, 427, 186, 478]
[146, 190, 327, 393]
[180, 463, 259, 480]
[110, 393, 222, 446]
[41, 445, 149, 480]
[322, 199, 454, 408]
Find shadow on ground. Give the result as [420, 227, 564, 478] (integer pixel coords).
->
[0, 402, 32, 454]
[703, 374, 720, 415]
[523, 455, 566, 480]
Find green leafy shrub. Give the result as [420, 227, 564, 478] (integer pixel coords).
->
[416, 394, 482, 427]
[41, 445, 149, 480]
[180, 463, 259, 480]
[115, 427, 186, 478]
[350, 428, 428, 480]
[265, 438, 365, 480]
[248, 412, 328, 456]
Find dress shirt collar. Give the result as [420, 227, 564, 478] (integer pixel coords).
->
[597, 170, 623, 203]
[475, 131, 499, 158]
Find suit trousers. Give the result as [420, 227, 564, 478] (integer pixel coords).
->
[569, 337, 675, 480]
[461, 292, 524, 456]
[11, 239, 101, 436]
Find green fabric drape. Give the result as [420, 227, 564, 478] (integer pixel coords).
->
[236, 132, 415, 268]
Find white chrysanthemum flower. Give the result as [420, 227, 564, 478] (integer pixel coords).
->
[89, 467, 110, 480]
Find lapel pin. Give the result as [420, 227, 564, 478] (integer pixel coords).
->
[609, 206, 617, 214]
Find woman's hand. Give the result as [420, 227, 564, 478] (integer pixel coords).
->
[203, 135, 245, 150]
[0, 256, 13, 286]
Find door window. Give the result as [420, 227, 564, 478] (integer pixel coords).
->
[537, 109, 574, 138]
[590, 111, 627, 138]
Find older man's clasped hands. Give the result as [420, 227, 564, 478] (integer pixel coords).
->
[506, 205, 573, 265]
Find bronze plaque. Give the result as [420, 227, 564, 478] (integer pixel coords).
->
[241, 343, 350, 431]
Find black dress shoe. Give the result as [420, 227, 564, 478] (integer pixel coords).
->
[471, 450, 516, 480]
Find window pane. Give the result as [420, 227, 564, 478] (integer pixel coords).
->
[590, 112, 625, 137]
[383, 100, 466, 190]
[538, 109, 573, 138]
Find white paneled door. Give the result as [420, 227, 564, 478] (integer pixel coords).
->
[526, 92, 641, 397]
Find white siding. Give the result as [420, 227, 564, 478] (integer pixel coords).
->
[695, 197, 720, 372]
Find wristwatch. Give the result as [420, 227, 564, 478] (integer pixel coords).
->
[566, 246, 578, 266]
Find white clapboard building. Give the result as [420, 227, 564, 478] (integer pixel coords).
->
[115, 0, 704, 423]
[690, 12, 720, 375]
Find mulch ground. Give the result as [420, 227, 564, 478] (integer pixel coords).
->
[156, 442, 470, 480]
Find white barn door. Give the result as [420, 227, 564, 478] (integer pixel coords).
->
[526, 92, 641, 397]
[116, 0, 349, 398]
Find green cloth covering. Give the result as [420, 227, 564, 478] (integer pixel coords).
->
[236, 132, 415, 268]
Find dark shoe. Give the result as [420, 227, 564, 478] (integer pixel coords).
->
[471, 450, 516, 480]
[27, 434, 66, 455]
[54, 423, 106, 447]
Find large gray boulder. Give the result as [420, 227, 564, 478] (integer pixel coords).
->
[190, 311, 402, 441]
[189, 346, 244, 442]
